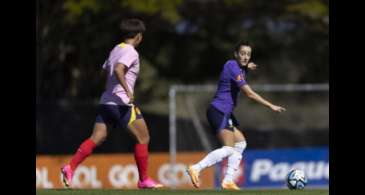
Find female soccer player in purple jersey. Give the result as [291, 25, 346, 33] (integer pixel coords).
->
[60, 19, 163, 189]
[186, 41, 286, 190]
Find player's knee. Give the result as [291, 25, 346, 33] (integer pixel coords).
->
[222, 146, 236, 156]
[98, 135, 107, 145]
[138, 133, 150, 144]
[234, 140, 247, 154]
[91, 130, 107, 145]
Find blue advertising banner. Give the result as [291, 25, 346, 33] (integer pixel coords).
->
[215, 147, 329, 189]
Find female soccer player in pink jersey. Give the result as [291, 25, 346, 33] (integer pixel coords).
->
[186, 41, 286, 190]
[61, 18, 163, 189]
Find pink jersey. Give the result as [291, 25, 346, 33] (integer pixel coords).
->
[99, 42, 140, 106]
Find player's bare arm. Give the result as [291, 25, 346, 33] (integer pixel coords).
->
[241, 84, 286, 113]
[115, 63, 134, 103]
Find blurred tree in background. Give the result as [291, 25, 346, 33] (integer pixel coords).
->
[37, 0, 328, 104]
[36, 0, 328, 154]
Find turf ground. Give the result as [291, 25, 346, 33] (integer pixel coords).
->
[37, 189, 329, 195]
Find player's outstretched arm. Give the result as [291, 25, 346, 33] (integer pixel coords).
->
[240, 85, 286, 113]
[114, 63, 134, 103]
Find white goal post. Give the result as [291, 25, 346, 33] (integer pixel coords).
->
[168, 83, 329, 188]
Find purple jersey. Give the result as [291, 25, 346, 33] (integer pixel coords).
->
[211, 59, 248, 114]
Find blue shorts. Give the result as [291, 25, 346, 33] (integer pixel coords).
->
[95, 104, 143, 129]
[206, 104, 239, 133]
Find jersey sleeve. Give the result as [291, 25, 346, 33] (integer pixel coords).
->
[117, 48, 138, 68]
[228, 62, 247, 88]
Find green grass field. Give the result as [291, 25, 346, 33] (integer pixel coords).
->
[37, 189, 329, 195]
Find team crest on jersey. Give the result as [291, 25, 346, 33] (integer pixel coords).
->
[236, 74, 244, 81]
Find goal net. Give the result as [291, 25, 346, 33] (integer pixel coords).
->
[168, 83, 329, 187]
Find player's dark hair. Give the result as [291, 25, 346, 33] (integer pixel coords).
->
[234, 40, 252, 53]
[120, 18, 146, 39]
